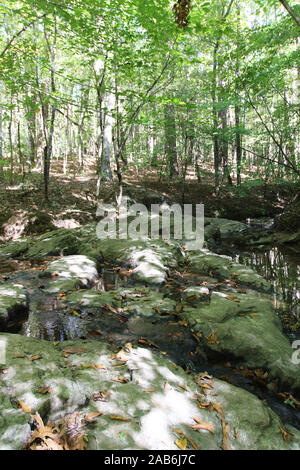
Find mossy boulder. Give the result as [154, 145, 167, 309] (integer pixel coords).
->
[0, 240, 29, 259]
[79, 238, 184, 285]
[181, 291, 300, 392]
[0, 284, 29, 331]
[188, 250, 272, 293]
[0, 333, 300, 450]
[41, 255, 99, 293]
[204, 218, 249, 241]
[24, 229, 79, 259]
[66, 287, 176, 319]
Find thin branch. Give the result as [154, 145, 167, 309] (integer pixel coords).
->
[278, 0, 300, 27]
[0, 13, 47, 58]
[242, 147, 299, 174]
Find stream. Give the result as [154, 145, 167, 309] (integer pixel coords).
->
[1, 241, 300, 431]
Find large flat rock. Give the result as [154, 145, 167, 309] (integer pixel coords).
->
[41, 255, 99, 293]
[0, 333, 299, 450]
[181, 290, 300, 392]
[0, 284, 28, 331]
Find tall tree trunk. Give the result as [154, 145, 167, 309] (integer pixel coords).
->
[0, 107, 3, 182]
[8, 105, 13, 185]
[212, 41, 222, 191]
[164, 103, 178, 179]
[235, 104, 242, 185]
[219, 105, 232, 185]
[101, 91, 114, 181]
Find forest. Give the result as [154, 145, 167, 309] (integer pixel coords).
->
[0, 0, 299, 452]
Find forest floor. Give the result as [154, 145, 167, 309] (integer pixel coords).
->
[1, 162, 300, 450]
[0, 160, 299, 242]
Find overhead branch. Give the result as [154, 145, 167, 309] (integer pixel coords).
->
[0, 13, 48, 59]
[278, 0, 300, 27]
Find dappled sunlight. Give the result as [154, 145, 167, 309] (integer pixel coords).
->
[45, 256, 99, 284]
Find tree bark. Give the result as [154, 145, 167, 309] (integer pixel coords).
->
[279, 0, 300, 26]
[164, 102, 178, 179]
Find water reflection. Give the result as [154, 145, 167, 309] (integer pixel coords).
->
[232, 247, 300, 330]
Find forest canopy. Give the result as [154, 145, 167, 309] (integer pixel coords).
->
[0, 0, 299, 198]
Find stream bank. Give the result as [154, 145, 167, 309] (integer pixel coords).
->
[0, 215, 300, 450]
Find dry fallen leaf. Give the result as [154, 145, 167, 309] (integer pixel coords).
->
[115, 349, 129, 362]
[175, 437, 187, 450]
[29, 355, 42, 361]
[280, 426, 292, 443]
[221, 420, 232, 450]
[109, 415, 132, 422]
[18, 400, 32, 414]
[92, 390, 110, 402]
[211, 401, 225, 419]
[190, 416, 215, 434]
[37, 386, 53, 395]
[187, 437, 199, 450]
[226, 295, 240, 303]
[205, 331, 219, 345]
[178, 384, 189, 392]
[112, 376, 129, 384]
[62, 346, 85, 357]
[25, 413, 64, 450]
[84, 412, 103, 423]
[87, 329, 103, 337]
[173, 429, 185, 435]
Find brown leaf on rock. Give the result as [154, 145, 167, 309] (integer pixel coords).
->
[112, 376, 129, 384]
[221, 420, 232, 450]
[280, 426, 292, 443]
[29, 355, 43, 361]
[190, 417, 215, 434]
[18, 400, 32, 414]
[175, 437, 187, 450]
[25, 412, 65, 450]
[87, 329, 103, 336]
[115, 349, 129, 362]
[92, 390, 110, 402]
[177, 384, 189, 392]
[211, 401, 225, 419]
[226, 295, 240, 303]
[187, 437, 199, 450]
[37, 386, 53, 395]
[102, 304, 118, 313]
[109, 415, 132, 422]
[84, 412, 103, 423]
[62, 346, 85, 357]
[205, 331, 219, 345]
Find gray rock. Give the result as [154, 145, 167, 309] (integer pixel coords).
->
[79, 238, 184, 285]
[0, 284, 28, 331]
[66, 287, 176, 318]
[182, 291, 300, 392]
[41, 255, 99, 293]
[205, 218, 249, 240]
[25, 229, 79, 258]
[0, 240, 29, 259]
[0, 333, 299, 450]
[189, 249, 272, 293]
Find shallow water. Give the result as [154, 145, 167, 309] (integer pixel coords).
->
[1, 249, 300, 430]
[224, 246, 300, 339]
